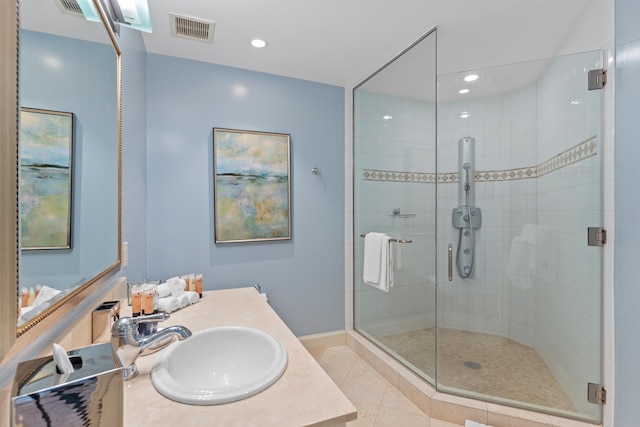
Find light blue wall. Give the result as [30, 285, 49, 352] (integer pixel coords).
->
[20, 30, 118, 290]
[614, 0, 640, 425]
[116, 28, 148, 283]
[145, 54, 345, 336]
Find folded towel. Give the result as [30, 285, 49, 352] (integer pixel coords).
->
[363, 232, 392, 292]
[158, 296, 180, 313]
[157, 283, 171, 298]
[185, 291, 200, 305]
[177, 294, 190, 308]
[506, 235, 524, 282]
[364, 232, 385, 284]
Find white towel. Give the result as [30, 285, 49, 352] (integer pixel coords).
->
[31, 285, 61, 307]
[157, 283, 171, 298]
[177, 294, 190, 308]
[158, 296, 180, 313]
[185, 291, 200, 305]
[364, 232, 384, 284]
[166, 277, 186, 297]
[363, 232, 392, 292]
[506, 235, 524, 282]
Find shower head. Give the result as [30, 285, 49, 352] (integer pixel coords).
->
[463, 162, 471, 171]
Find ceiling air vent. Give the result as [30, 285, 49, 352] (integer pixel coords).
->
[53, 0, 84, 17]
[169, 13, 215, 44]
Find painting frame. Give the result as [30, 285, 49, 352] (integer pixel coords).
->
[213, 128, 291, 244]
[20, 107, 74, 250]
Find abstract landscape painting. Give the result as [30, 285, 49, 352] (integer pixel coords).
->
[20, 108, 73, 250]
[214, 128, 290, 243]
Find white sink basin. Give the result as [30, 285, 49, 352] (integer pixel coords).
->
[151, 326, 288, 405]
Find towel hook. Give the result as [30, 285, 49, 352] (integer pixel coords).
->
[311, 167, 320, 175]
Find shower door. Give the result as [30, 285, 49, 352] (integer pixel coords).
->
[353, 29, 438, 385]
[435, 51, 604, 422]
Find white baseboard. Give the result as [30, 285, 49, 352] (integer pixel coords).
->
[298, 330, 346, 351]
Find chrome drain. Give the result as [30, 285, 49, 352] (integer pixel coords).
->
[464, 361, 481, 370]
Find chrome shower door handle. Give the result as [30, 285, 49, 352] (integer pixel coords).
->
[448, 244, 453, 281]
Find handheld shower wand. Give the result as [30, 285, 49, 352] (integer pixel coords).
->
[463, 162, 471, 192]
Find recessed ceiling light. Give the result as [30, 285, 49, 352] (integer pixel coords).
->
[463, 74, 479, 82]
[460, 112, 470, 118]
[459, 89, 470, 94]
[251, 39, 267, 48]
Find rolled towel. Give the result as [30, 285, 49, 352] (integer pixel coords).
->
[157, 283, 171, 298]
[185, 291, 200, 305]
[31, 285, 61, 307]
[177, 293, 190, 309]
[166, 277, 186, 297]
[158, 296, 179, 313]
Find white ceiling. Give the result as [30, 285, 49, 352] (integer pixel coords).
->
[23, 0, 599, 90]
[139, 0, 596, 88]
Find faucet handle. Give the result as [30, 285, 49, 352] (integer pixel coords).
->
[132, 313, 170, 323]
[111, 313, 169, 337]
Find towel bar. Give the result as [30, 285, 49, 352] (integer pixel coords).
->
[359, 234, 413, 244]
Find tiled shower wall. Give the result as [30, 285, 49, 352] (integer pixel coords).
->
[436, 84, 538, 341]
[353, 51, 603, 416]
[353, 90, 437, 337]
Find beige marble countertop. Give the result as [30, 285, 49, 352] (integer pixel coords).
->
[121, 287, 356, 427]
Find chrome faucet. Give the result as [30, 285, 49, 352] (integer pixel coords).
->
[111, 312, 192, 380]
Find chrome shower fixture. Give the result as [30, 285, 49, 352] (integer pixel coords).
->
[452, 137, 482, 279]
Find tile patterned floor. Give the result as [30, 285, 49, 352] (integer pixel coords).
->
[377, 328, 576, 412]
[310, 345, 461, 427]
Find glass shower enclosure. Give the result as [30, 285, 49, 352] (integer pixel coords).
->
[352, 28, 604, 423]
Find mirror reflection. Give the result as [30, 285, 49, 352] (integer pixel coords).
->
[18, 0, 119, 327]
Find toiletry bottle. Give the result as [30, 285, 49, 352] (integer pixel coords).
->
[21, 287, 28, 307]
[188, 273, 196, 292]
[152, 285, 159, 314]
[143, 286, 154, 315]
[181, 274, 189, 292]
[196, 274, 203, 298]
[139, 285, 158, 335]
[131, 286, 142, 317]
[27, 287, 36, 306]
[35, 284, 41, 297]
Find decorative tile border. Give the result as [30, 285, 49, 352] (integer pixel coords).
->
[363, 136, 598, 184]
[362, 170, 437, 183]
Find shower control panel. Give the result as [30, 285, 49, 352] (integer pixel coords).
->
[451, 207, 482, 229]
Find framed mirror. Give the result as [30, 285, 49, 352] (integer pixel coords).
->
[16, 0, 122, 334]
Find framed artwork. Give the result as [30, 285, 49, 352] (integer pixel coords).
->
[20, 108, 74, 250]
[213, 128, 291, 243]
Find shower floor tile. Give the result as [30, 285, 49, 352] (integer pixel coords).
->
[377, 328, 577, 412]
